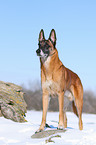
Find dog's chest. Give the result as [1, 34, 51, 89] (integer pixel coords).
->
[42, 80, 60, 96]
[44, 57, 51, 68]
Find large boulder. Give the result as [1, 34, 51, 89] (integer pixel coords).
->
[0, 81, 27, 122]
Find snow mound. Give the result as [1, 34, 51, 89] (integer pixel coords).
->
[0, 111, 96, 145]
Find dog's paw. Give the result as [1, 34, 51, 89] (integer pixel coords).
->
[57, 125, 65, 130]
[35, 129, 43, 134]
[35, 125, 45, 134]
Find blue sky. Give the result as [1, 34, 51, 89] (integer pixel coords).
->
[0, 0, 96, 91]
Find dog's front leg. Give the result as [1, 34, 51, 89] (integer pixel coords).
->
[38, 92, 49, 132]
[58, 92, 64, 130]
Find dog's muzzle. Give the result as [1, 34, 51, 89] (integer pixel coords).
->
[36, 48, 41, 56]
[36, 48, 48, 58]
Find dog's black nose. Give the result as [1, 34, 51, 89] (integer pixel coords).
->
[36, 49, 40, 54]
[36, 49, 41, 56]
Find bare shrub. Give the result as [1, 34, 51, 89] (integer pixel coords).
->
[83, 91, 96, 114]
[23, 85, 96, 114]
[23, 88, 42, 110]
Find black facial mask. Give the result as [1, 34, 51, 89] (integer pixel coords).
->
[37, 40, 50, 57]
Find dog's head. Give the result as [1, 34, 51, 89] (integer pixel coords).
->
[36, 29, 57, 58]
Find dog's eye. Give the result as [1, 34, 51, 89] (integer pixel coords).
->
[38, 42, 50, 50]
[45, 44, 50, 49]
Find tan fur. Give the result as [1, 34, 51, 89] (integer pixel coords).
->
[37, 30, 83, 132]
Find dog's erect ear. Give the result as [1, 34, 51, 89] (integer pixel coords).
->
[49, 29, 57, 46]
[39, 29, 45, 41]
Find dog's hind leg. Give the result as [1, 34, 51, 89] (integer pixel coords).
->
[72, 100, 78, 117]
[70, 84, 83, 130]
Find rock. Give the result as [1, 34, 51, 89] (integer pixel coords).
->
[0, 81, 27, 122]
[31, 129, 66, 138]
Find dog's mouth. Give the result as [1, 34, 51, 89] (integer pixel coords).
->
[36, 49, 48, 58]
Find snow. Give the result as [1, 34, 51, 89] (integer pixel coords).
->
[0, 111, 96, 145]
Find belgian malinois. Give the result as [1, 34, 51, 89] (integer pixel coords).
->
[36, 29, 83, 132]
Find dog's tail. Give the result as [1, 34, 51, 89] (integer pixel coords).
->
[72, 101, 78, 117]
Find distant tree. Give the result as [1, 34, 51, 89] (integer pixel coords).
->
[22, 84, 96, 114]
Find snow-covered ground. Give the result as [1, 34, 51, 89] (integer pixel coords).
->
[0, 111, 96, 145]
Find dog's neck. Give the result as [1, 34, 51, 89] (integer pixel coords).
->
[40, 49, 57, 66]
[40, 49, 62, 78]
[40, 50, 56, 64]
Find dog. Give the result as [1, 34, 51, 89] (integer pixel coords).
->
[36, 29, 83, 132]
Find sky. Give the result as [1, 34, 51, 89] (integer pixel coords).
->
[0, 0, 96, 92]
